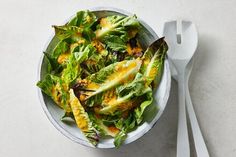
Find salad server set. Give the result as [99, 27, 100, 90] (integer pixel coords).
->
[163, 20, 209, 157]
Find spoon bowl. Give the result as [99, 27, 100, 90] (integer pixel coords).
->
[163, 21, 198, 61]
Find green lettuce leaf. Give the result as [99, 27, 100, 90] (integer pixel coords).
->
[98, 73, 152, 115]
[96, 15, 140, 40]
[61, 44, 97, 83]
[43, 52, 62, 73]
[103, 35, 127, 51]
[61, 54, 79, 84]
[53, 10, 97, 43]
[73, 44, 96, 63]
[134, 91, 153, 124]
[53, 25, 95, 43]
[37, 74, 56, 96]
[95, 15, 140, 51]
[89, 114, 120, 137]
[114, 129, 127, 148]
[37, 74, 71, 112]
[52, 41, 70, 59]
[141, 37, 168, 85]
[53, 25, 83, 41]
[67, 10, 97, 28]
[84, 52, 105, 73]
[114, 114, 136, 147]
[72, 43, 105, 76]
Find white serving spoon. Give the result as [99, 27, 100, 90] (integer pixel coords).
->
[163, 20, 198, 157]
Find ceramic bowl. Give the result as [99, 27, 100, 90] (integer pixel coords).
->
[38, 7, 171, 148]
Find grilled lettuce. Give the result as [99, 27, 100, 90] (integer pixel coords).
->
[37, 10, 168, 148]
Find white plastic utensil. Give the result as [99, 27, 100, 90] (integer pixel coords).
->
[163, 20, 198, 157]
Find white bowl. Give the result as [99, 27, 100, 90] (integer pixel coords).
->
[38, 7, 171, 148]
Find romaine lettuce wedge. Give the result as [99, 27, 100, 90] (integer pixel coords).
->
[133, 37, 168, 124]
[37, 74, 71, 112]
[69, 89, 98, 146]
[73, 59, 142, 103]
[141, 37, 168, 85]
[98, 73, 152, 115]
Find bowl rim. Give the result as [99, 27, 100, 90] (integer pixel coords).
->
[37, 7, 171, 148]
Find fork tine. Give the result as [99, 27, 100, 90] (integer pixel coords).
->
[176, 20, 182, 44]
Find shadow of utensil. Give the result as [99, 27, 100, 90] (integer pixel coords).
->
[188, 34, 216, 157]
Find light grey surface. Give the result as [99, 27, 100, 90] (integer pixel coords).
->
[0, 0, 235, 157]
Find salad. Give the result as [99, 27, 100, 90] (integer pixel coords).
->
[37, 10, 168, 147]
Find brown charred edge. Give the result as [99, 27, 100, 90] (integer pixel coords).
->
[80, 63, 92, 79]
[72, 81, 94, 105]
[129, 37, 138, 48]
[90, 18, 102, 31]
[148, 37, 168, 56]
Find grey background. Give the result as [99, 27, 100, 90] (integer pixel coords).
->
[0, 0, 235, 157]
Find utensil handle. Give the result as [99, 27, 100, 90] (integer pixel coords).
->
[177, 74, 190, 157]
[185, 82, 210, 157]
